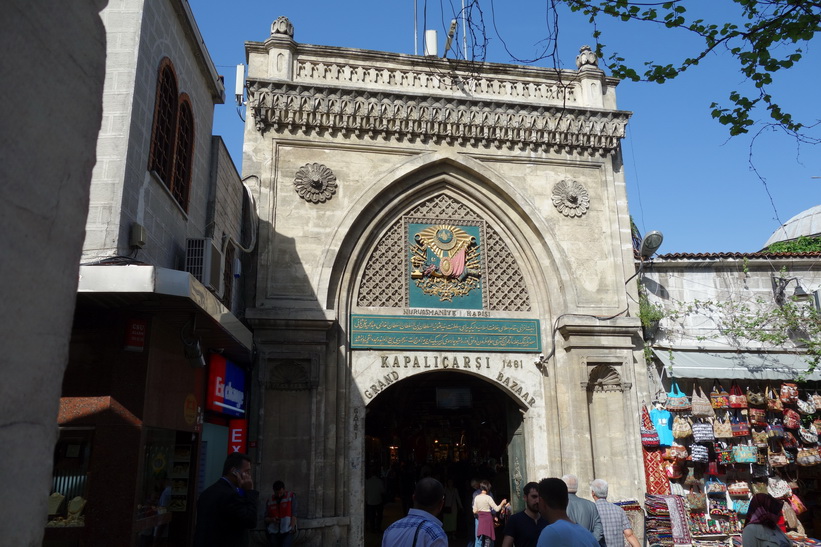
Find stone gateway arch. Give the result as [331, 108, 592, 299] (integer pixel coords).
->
[243, 17, 648, 546]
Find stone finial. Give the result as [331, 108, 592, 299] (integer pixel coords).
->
[271, 16, 294, 38]
[575, 45, 599, 70]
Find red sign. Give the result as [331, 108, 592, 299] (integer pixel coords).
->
[206, 355, 246, 417]
[228, 419, 247, 454]
[124, 319, 147, 352]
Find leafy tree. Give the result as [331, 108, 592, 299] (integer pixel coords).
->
[766, 235, 821, 253]
[562, 0, 821, 141]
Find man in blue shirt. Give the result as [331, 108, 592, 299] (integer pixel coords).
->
[381, 477, 448, 547]
[536, 478, 599, 547]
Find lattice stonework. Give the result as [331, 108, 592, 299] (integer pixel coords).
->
[356, 194, 531, 312]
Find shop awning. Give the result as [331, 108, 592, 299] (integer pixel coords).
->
[77, 265, 252, 362]
[653, 349, 821, 381]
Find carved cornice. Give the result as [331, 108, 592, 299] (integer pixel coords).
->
[247, 82, 630, 154]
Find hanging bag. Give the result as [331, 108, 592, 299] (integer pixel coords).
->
[692, 384, 715, 418]
[666, 381, 691, 412]
[686, 486, 707, 512]
[767, 416, 785, 439]
[799, 423, 819, 444]
[728, 479, 750, 497]
[783, 408, 801, 430]
[768, 476, 792, 499]
[705, 476, 727, 496]
[729, 381, 748, 409]
[768, 444, 789, 468]
[747, 385, 766, 407]
[782, 431, 799, 449]
[732, 443, 757, 463]
[716, 442, 733, 465]
[692, 419, 715, 443]
[690, 443, 709, 463]
[640, 405, 660, 448]
[672, 414, 693, 439]
[751, 428, 768, 447]
[748, 408, 766, 426]
[797, 394, 816, 415]
[780, 382, 799, 404]
[710, 381, 730, 409]
[766, 384, 784, 412]
[812, 391, 821, 410]
[730, 410, 750, 437]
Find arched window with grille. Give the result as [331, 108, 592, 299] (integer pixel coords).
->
[148, 59, 194, 212]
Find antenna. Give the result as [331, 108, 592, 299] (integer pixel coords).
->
[234, 64, 245, 106]
[413, 0, 418, 55]
[443, 19, 457, 58]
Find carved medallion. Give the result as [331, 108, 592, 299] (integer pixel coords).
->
[294, 163, 337, 203]
[410, 223, 481, 303]
[552, 179, 590, 217]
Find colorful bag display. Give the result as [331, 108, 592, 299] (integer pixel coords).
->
[716, 443, 733, 465]
[747, 386, 766, 407]
[767, 418, 785, 439]
[640, 405, 660, 447]
[769, 446, 789, 467]
[663, 445, 688, 461]
[709, 497, 729, 516]
[734, 499, 751, 515]
[729, 381, 748, 408]
[797, 395, 817, 415]
[672, 414, 692, 439]
[812, 391, 821, 409]
[783, 408, 801, 429]
[799, 423, 818, 444]
[687, 487, 707, 512]
[711, 381, 730, 409]
[728, 480, 750, 497]
[782, 431, 799, 449]
[780, 382, 799, 404]
[691, 384, 715, 418]
[732, 444, 757, 463]
[666, 382, 691, 411]
[796, 447, 821, 466]
[766, 384, 784, 412]
[752, 428, 768, 447]
[690, 444, 709, 463]
[789, 493, 808, 515]
[751, 481, 768, 494]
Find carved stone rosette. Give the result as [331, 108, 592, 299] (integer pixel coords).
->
[294, 163, 337, 203]
[552, 179, 590, 217]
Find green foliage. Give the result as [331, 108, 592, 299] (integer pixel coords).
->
[562, 0, 821, 140]
[639, 292, 665, 327]
[671, 297, 821, 377]
[765, 235, 821, 253]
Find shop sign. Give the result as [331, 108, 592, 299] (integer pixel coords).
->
[124, 318, 147, 352]
[228, 419, 247, 454]
[207, 355, 246, 417]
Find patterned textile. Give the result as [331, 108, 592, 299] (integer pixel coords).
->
[643, 446, 670, 495]
[665, 495, 692, 545]
[381, 508, 448, 547]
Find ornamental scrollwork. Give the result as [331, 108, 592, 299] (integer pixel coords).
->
[552, 179, 590, 217]
[294, 163, 337, 203]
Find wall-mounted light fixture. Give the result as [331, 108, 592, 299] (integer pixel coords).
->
[772, 275, 811, 306]
[639, 231, 664, 260]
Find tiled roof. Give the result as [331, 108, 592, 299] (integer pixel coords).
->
[656, 251, 821, 260]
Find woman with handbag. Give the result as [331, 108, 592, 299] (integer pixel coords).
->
[741, 494, 790, 547]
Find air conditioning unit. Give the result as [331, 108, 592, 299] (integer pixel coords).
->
[185, 238, 223, 296]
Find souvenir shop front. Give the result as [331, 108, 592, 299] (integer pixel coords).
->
[640, 352, 821, 547]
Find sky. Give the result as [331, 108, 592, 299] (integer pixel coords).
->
[189, 0, 821, 254]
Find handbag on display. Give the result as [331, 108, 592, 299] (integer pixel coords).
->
[692, 384, 715, 418]
[664, 445, 688, 461]
[789, 493, 808, 515]
[690, 443, 709, 463]
[756, 446, 768, 466]
[713, 412, 734, 438]
[747, 386, 766, 407]
[716, 442, 733, 465]
[783, 408, 801, 429]
[672, 414, 693, 439]
[812, 391, 821, 409]
[768, 445, 789, 467]
[751, 481, 768, 494]
[692, 420, 715, 443]
[796, 448, 818, 466]
[666, 382, 691, 411]
[752, 428, 768, 447]
[728, 480, 751, 497]
[768, 476, 792, 499]
[729, 381, 748, 408]
[683, 466, 701, 487]
[797, 395, 817, 415]
[782, 431, 799, 449]
[687, 487, 707, 512]
[780, 382, 799, 404]
[766, 384, 784, 412]
[734, 499, 751, 515]
[711, 381, 730, 409]
[767, 418, 785, 439]
[707, 460, 721, 476]
[732, 444, 757, 463]
[664, 460, 684, 479]
[640, 405, 660, 448]
[709, 497, 729, 516]
[748, 408, 766, 426]
[731, 411, 750, 437]
[799, 423, 818, 444]
[705, 476, 727, 496]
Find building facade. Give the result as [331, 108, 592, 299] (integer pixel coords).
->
[46, 1, 255, 545]
[242, 17, 650, 545]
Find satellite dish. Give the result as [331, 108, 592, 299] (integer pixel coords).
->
[639, 230, 664, 259]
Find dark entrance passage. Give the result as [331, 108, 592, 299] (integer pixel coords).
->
[363, 371, 523, 546]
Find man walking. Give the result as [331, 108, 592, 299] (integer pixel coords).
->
[591, 479, 641, 547]
[193, 452, 259, 547]
[381, 477, 448, 547]
[535, 478, 599, 547]
[562, 474, 604, 544]
[501, 482, 547, 547]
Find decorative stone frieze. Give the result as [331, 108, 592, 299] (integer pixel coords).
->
[248, 82, 629, 154]
[583, 364, 630, 392]
[552, 179, 590, 217]
[294, 162, 337, 203]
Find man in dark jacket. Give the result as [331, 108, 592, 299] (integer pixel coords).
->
[194, 452, 259, 547]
